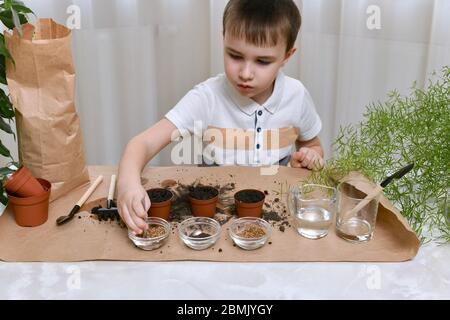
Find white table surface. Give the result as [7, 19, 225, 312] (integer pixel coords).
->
[1, 241, 449, 300]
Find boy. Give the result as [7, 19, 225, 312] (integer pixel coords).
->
[118, 0, 324, 234]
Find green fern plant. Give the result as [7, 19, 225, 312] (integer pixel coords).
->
[309, 66, 450, 244]
[0, 0, 33, 205]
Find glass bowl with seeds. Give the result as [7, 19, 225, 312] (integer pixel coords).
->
[229, 217, 272, 250]
[128, 217, 170, 251]
[178, 217, 221, 250]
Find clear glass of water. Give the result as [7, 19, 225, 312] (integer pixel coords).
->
[288, 184, 337, 239]
[336, 179, 380, 242]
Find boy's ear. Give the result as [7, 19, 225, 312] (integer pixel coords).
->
[282, 47, 297, 66]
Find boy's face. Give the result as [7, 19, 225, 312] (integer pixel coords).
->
[223, 33, 295, 105]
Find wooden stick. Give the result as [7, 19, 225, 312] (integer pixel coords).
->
[108, 175, 116, 201]
[345, 184, 383, 216]
[76, 175, 104, 207]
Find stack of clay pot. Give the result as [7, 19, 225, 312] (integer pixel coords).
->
[4, 166, 51, 227]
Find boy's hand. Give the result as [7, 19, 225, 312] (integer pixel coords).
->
[290, 147, 324, 170]
[117, 184, 151, 235]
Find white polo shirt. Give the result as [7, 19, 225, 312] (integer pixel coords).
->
[165, 71, 321, 166]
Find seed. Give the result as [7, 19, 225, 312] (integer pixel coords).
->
[139, 224, 166, 238]
[237, 224, 266, 238]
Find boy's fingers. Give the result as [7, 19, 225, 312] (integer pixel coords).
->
[292, 149, 306, 162]
[306, 155, 324, 170]
[132, 215, 148, 232]
[143, 195, 151, 213]
[316, 158, 325, 169]
[120, 205, 141, 235]
[292, 148, 324, 169]
[301, 152, 313, 167]
[132, 197, 148, 219]
[311, 158, 321, 170]
[290, 157, 302, 168]
[291, 152, 301, 162]
[131, 198, 149, 230]
[290, 150, 307, 167]
[307, 160, 316, 170]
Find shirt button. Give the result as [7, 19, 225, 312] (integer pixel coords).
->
[257, 127, 262, 133]
[258, 110, 263, 116]
[256, 144, 260, 149]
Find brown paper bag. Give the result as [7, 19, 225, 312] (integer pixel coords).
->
[5, 18, 89, 201]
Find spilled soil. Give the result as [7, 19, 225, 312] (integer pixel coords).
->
[82, 176, 291, 233]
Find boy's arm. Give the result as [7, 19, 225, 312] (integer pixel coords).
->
[117, 118, 178, 234]
[289, 136, 325, 169]
[118, 118, 178, 185]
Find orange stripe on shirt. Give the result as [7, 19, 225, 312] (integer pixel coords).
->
[203, 126, 298, 151]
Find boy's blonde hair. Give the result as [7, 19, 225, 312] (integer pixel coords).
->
[223, 0, 301, 52]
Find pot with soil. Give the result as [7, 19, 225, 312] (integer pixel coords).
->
[147, 188, 173, 220]
[7, 178, 51, 227]
[188, 186, 219, 217]
[3, 166, 45, 197]
[234, 189, 265, 218]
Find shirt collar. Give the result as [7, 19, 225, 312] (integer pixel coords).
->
[224, 71, 285, 116]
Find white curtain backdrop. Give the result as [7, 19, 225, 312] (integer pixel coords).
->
[2, 0, 449, 166]
[300, 0, 450, 156]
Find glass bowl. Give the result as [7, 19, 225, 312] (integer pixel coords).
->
[229, 217, 272, 250]
[128, 217, 170, 251]
[178, 217, 221, 250]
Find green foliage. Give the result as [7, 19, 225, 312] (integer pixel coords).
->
[309, 67, 450, 243]
[0, 0, 33, 205]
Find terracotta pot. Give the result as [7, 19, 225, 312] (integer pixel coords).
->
[234, 189, 266, 218]
[188, 186, 219, 218]
[147, 188, 173, 220]
[3, 166, 45, 197]
[7, 178, 51, 227]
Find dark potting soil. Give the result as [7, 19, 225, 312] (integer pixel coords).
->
[263, 210, 282, 222]
[189, 186, 219, 200]
[147, 188, 172, 203]
[235, 190, 265, 203]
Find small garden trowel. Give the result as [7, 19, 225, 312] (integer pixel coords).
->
[56, 175, 104, 225]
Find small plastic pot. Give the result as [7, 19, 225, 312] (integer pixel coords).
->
[234, 189, 266, 218]
[4, 166, 45, 197]
[147, 188, 173, 220]
[188, 186, 219, 218]
[7, 178, 51, 227]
